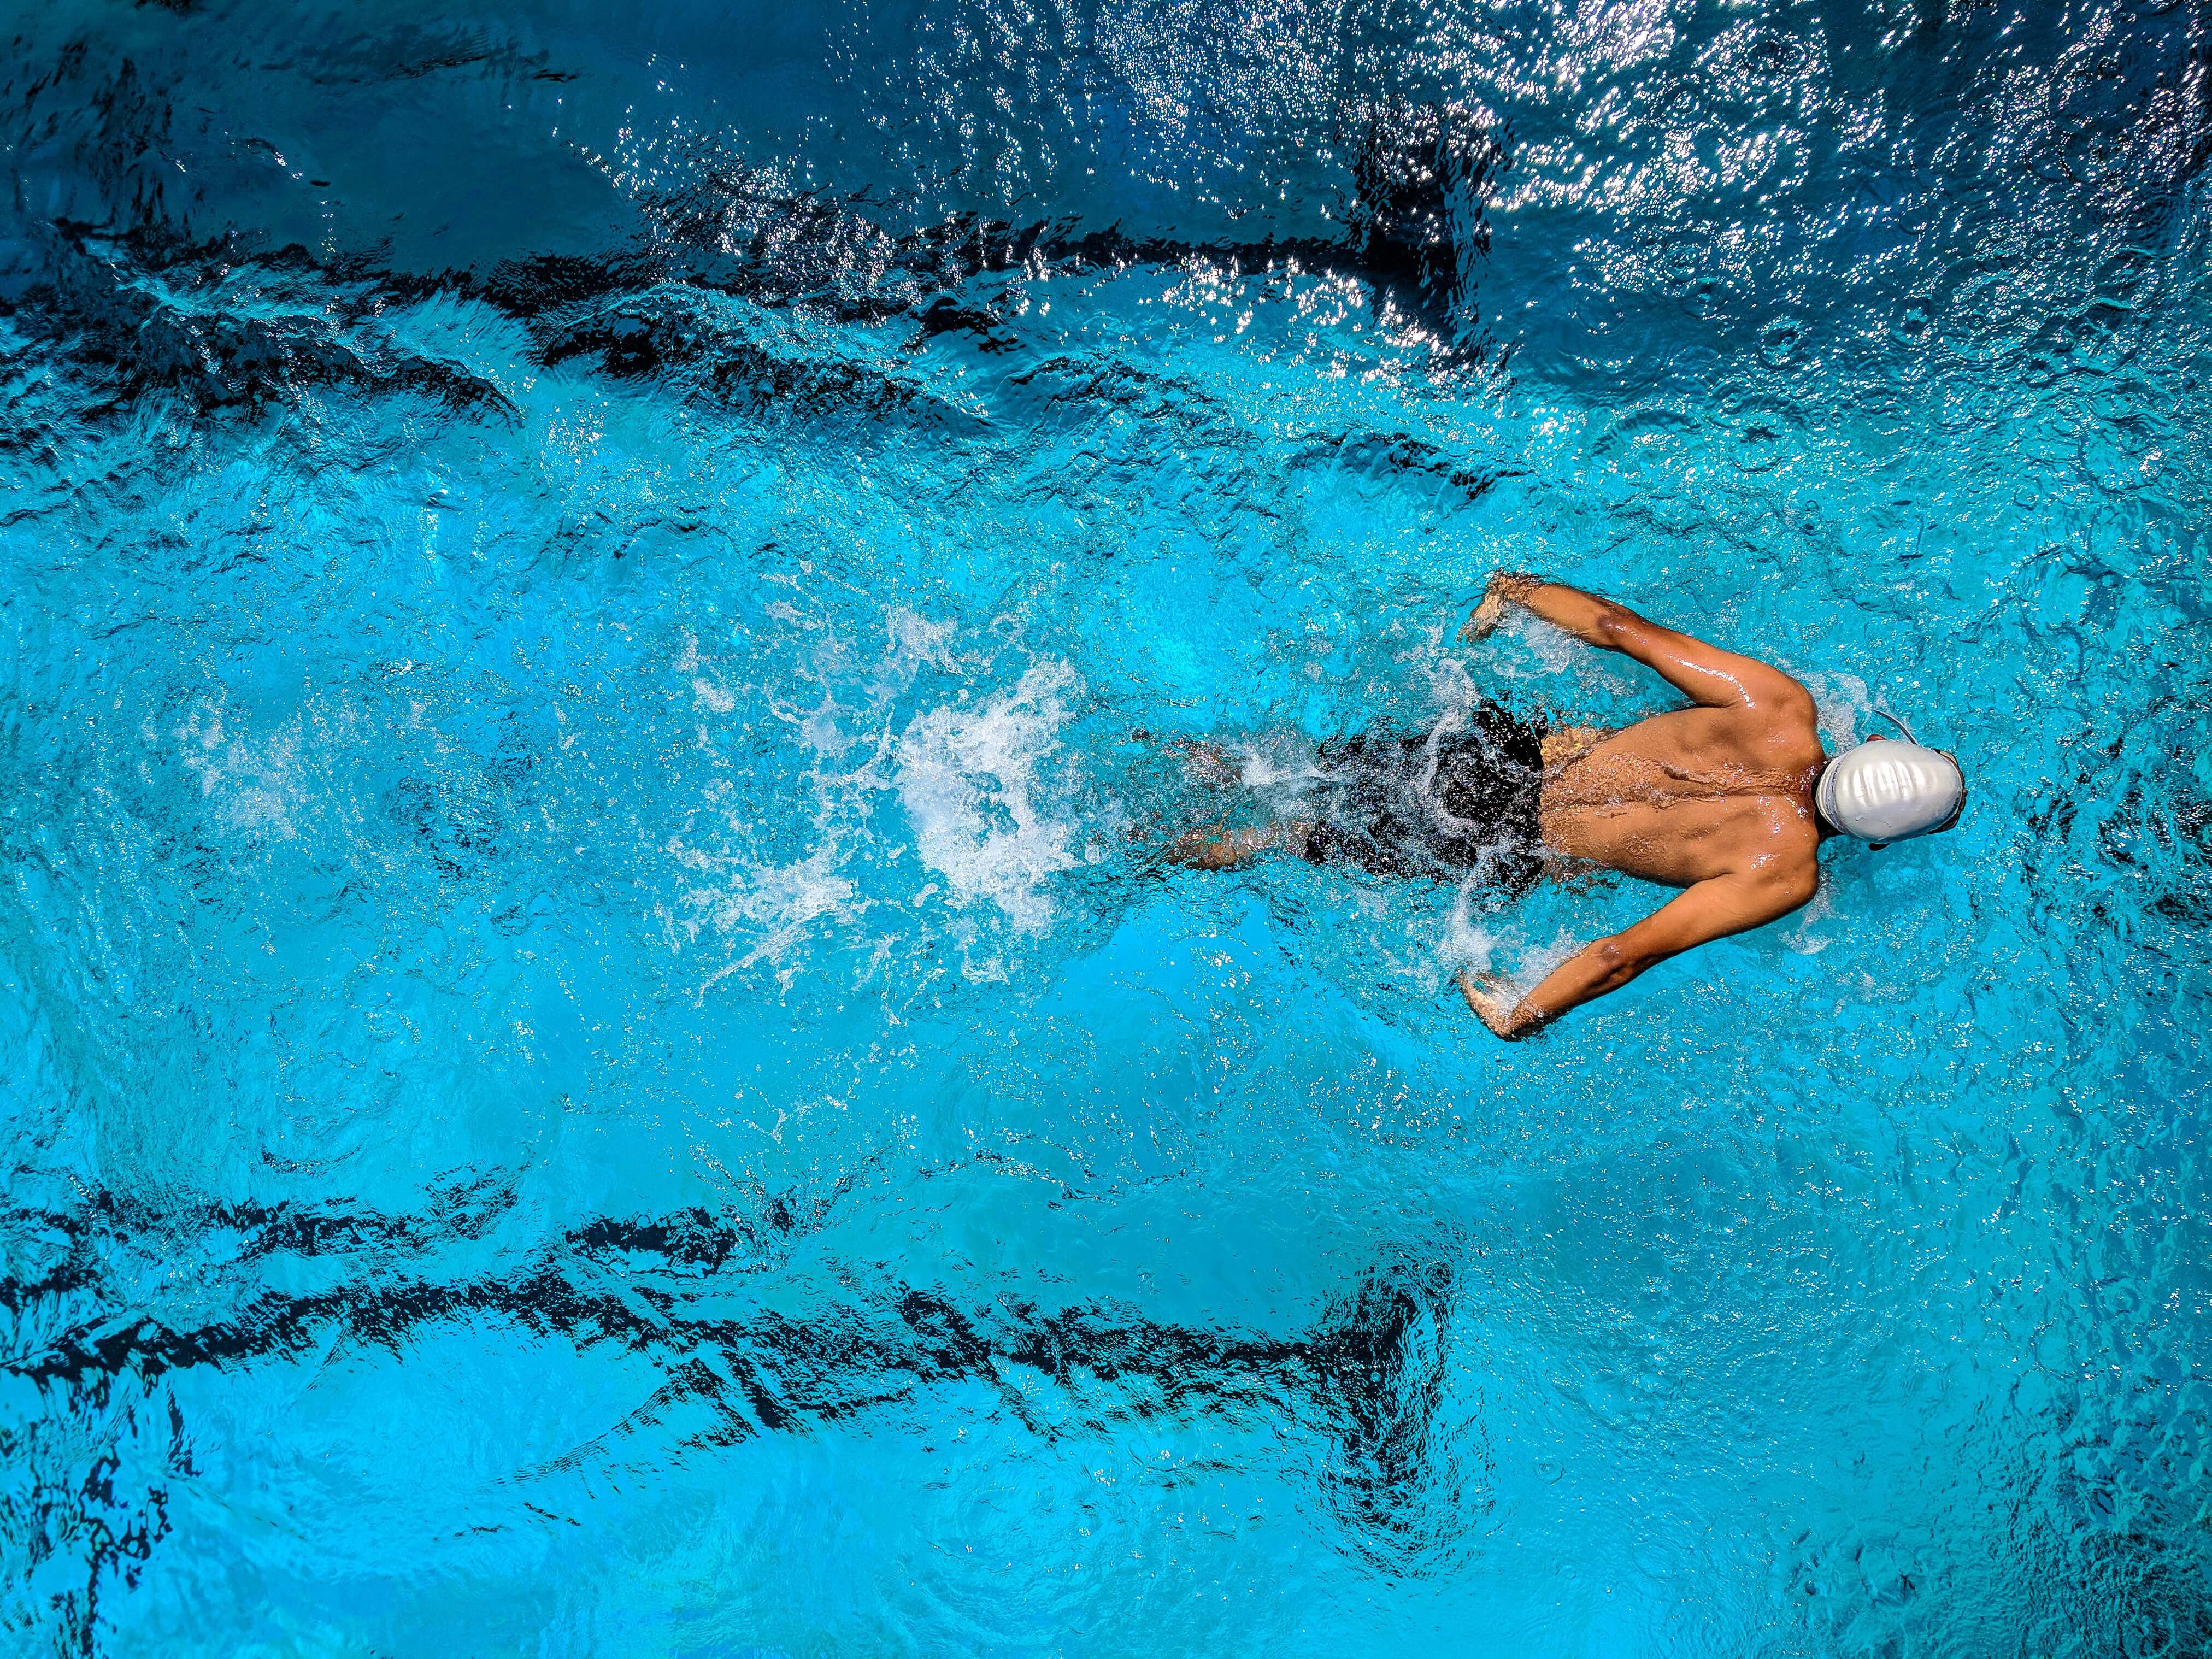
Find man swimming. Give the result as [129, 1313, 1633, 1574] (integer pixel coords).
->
[1174, 572, 1966, 1039]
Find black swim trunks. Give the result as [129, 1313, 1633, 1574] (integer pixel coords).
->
[1303, 702, 1550, 894]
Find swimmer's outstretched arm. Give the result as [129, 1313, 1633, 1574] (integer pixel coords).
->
[1463, 573, 1812, 714]
[1457, 866, 1815, 1039]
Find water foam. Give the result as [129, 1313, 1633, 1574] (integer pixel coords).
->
[896, 661, 1084, 936]
[1799, 669, 1868, 749]
[1438, 876, 1501, 975]
[674, 842, 864, 993]
[176, 702, 310, 840]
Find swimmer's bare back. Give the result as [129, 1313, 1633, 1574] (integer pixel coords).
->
[1457, 573, 1826, 1038]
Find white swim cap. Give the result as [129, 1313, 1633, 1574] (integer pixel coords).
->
[1816, 740, 1964, 843]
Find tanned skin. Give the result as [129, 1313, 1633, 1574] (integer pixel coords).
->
[1451, 573, 1827, 1038]
[1168, 573, 1845, 1036]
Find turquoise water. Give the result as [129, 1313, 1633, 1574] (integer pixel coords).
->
[3, 2, 2209, 1653]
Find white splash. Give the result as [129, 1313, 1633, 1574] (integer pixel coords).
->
[1799, 670, 1867, 749]
[677, 843, 864, 992]
[896, 661, 1083, 935]
[176, 705, 305, 839]
[1781, 878, 1836, 955]
[1424, 653, 1487, 719]
[884, 605, 959, 670]
[1233, 735, 1322, 792]
[1486, 928, 1588, 997]
[1503, 610, 1580, 673]
[1438, 877, 1501, 974]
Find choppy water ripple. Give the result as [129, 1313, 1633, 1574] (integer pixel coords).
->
[3, 1, 2210, 1654]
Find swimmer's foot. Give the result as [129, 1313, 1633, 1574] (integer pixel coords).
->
[1461, 571, 1544, 641]
[1457, 970, 1528, 1039]
[1462, 592, 1508, 642]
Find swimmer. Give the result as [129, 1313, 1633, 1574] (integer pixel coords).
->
[1172, 573, 1966, 1038]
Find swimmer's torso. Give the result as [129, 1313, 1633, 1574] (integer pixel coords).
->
[1539, 705, 1826, 888]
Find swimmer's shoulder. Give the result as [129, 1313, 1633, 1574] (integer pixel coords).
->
[1737, 803, 1823, 908]
[1716, 685, 1822, 769]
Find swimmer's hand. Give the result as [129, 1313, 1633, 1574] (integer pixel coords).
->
[1457, 970, 1531, 1040]
[1461, 571, 1544, 641]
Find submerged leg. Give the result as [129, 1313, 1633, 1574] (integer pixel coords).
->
[1164, 738, 1244, 787]
[1167, 819, 1315, 870]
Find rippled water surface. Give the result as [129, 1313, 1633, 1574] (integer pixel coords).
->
[3, 2, 2210, 1654]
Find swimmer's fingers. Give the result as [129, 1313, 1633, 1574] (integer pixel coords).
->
[1456, 970, 1525, 1038]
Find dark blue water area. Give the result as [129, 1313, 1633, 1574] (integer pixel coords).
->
[2, 2, 2209, 1654]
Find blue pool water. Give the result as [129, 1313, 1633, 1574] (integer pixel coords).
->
[3, 2, 2209, 1652]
